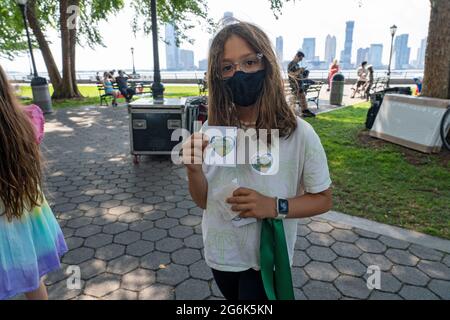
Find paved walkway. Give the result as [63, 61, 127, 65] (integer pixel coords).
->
[14, 98, 450, 300]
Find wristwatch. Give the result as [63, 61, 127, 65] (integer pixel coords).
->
[275, 197, 289, 220]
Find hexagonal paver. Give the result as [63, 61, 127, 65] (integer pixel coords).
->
[114, 231, 141, 245]
[95, 244, 125, 261]
[176, 279, 210, 300]
[75, 225, 102, 238]
[141, 251, 171, 270]
[172, 248, 202, 266]
[84, 233, 114, 249]
[331, 242, 363, 259]
[442, 255, 450, 268]
[385, 249, 420, 266]
[378, 236, 410, 249]
[369, 291, 402, 300]
[126, 240, 154, 257]
[118, 212, 142, 223]
[409, 244, 444, 261]
[391, 265, 430, 286]
[107, 255, 140, 275]
[155, 217, 179, 229]
[67, 217, 92, 229]
[353, 228, 379, 239]
[359, 253, 393, 271]
[417, 260, 450, 280]
[335, 275, 371, 299]
[291, 267, 309, 287]
[156, 238, 184, 253]
[103, 289, 138, 300]
[166, 208, 189, 219]
[103, 222, 128, 235]
[189, 260, 213, 281]
[304, 261, 339, 282]
[306, 233, 335, 247]
[84, 273, 121, 298]
[355, 238, 387, 254]
[100, 200, 122, 209]
[428, 279, 450, 299]
[79, 259, 107, 280]
[330, 229, 359, 243]
[169, 225, 194, 239]
[180, 215, 202, 227]
[144, 196, 164, 204]
[129, 220, 154, 232]
[333, 258, 367, 277]
[297, 225, 311, 237]
[65, 237, 84, 250]
[142, 228, 168, 242]
[293, 251, 311, 267]
[306, 246, 337, 262]
[92, 214, 118, 226]
[154, 202, 176, 211]
[302, 281, 341, 300]
[307, 221, 333, 233]
[121, 269, 156, 291]
[295, 237, 311, 250]
[62, 247, 95, 265]
[157, 264, 189, 286]
[184, 234, 204, 249]
[399, 285, 439, 300]
[139, 284, 174, 300]
[177, 200, 197, 209]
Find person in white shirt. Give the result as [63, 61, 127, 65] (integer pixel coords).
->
[181, 21, 333, 300]
[351, 61, 369, 98]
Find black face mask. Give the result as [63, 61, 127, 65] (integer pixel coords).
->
[224, 70, 266, 107]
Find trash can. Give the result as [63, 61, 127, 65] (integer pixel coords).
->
[31, 76, 53, 114]
[330, 73, 345, 106]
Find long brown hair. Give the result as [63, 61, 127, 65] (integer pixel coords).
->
[207, 21, 297, 138]
[0, 64, 43, 220]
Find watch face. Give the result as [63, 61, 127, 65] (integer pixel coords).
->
[279, 199, 289, 214]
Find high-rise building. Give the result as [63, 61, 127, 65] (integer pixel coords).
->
[369, 44, 383, 68]
[356, 48, 370, 66]
[416, 37, 427, 69]
[302, 38, 316, 61]
[165, 23, 179, 70]
[394, 34, 411, 69]
[324, 35, 337, 63]
[276, 36, 284, 64]
[340, 21, 355, 69]
[223, 11, 234, 25]
[179, 49, 195, 70]
[198, 59, 208, 71]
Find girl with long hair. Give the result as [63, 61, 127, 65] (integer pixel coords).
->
[182, 22, 332, 300]
[0, 64, 67, 300]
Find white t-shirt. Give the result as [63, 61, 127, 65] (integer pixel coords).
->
[201, 117, 332, 272]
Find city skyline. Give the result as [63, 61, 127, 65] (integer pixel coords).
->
[0, 0, 431, 73]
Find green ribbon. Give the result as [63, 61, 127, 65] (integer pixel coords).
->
[260, 219, 295, 300]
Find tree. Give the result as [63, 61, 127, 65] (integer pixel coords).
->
[421, 0, 450, 100]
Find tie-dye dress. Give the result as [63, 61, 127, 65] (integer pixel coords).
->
[0, 196, 68, 300]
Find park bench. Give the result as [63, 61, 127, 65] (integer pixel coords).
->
[97, 81, 153, 106]
[286, 80, 324, 110]
[97, 83, 120, 106]
[369, 77, 389, 95]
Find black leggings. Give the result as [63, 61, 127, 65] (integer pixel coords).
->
[212, 268, 268, 300]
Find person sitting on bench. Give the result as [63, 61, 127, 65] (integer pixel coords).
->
[103, 72, 119, 107]
[115, 70, 136, 103]
[351, 61, 369, 98]
[364, 65, 374, 101]
[288, 51, 316, 118]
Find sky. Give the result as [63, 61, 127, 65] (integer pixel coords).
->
[1, 0, 431, 73]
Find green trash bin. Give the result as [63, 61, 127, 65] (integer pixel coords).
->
[330, 73, 345, 106]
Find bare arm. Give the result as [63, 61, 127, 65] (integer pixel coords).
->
[187, 170, 208, 209]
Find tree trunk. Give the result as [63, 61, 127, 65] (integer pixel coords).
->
[69, 0, 82, 97]
[26, 0, 63, 99]
[422, 0, 450, 100]
[59, 0, 79, 99]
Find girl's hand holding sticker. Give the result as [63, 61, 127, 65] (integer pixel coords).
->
[227, 188, 277, 220]
[182, 133, 209, 173]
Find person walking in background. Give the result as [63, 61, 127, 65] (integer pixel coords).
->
[327, 59, 340, 91]
[288, 51, 316, 118]
[115, 70, 136, 103]
[0, 64, 68, 300]
[103, 72, 119, 107]
[351, 61, 369, 98]
[364, 65, 374, 101]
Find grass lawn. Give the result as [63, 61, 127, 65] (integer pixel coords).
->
[18, 85, 200, 109]
[305, 103, 450, 239]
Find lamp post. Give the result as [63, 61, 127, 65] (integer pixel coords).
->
[387, 24, 397, 88]
[16, 0, 53, 113]
[150, 0, 165, 100]
[131, 47, 136, 76]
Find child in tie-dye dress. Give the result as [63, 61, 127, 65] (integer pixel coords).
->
[0, 64, 67, 300]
